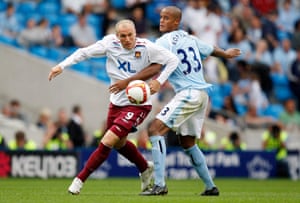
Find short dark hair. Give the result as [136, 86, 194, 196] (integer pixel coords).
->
[72, 105, 81, 113]
[15, 131, 25, 140]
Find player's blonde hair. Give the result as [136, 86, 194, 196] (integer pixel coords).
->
[115, 19, 136, 33]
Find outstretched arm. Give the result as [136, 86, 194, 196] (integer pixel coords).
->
[109, 63, 162, 94]
[211, 46, 241, 59]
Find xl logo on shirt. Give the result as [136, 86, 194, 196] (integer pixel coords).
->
[117, 60, 136, 73]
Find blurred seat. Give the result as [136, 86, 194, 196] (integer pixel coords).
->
[270, 73, 293, 102]
[29, 46, 48, 58]
[111, 0, 126, 9]
[210, 95, 224, 110]
[0, 1, 6, 11]
[45, 13, 59, 26]
[146, 0, 172, 26]
[25, 13, 42, 23]
[37, 2, 60, 15]
[58, 14, 77, 35]
[219, 82, 232, 97]
[270, 73, 289, 86]
[263, 104, 284, 119]
[87, 14, 104, 38]
[273, 86, 293, 102]
[71, 62, 92, 76]
[47, 47, 69, 61]
[16, 2, 37, 14]
[235, 103, 247, 116]
[0, 35, 20, 48]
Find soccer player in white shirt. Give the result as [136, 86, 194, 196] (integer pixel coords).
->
[140, 6, 241, 196]
[48, 19, 179, 195]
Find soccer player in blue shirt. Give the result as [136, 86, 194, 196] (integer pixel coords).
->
[140, 6, 241, 196]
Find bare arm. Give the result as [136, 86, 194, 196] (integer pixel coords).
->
[109, 63, 162, 94]
[211, 46, 241, 59]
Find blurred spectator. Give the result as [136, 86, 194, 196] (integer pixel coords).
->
[251, 62, 273, 98]
[199, 2, 224, 84]
[220, 95, 238, 117]
[216, 0, 231, 13]
[261, 10, 279, 52]
[279, 98, 300, 131]
[262, 123, 290, 178]
[17, 18, 52, 48]
[226, 27, 253, 81]
[129, 6, 148, 37]
[220, 131, 246, 151]
[276, 0, 300, 36]
[90, 120, 106, 147]
[9, 99, 26, 122]
[0, 133, 7, 149]
[126, 0, 150, 8]
[244, 105, 275, 128]
[42, 108, 70, 150]
[291, 19, 300, 50]
[67, 105, 86, 148]
[17, 18, 36, 46]
[215, 1, 232, 49]
[193, 1, 222, 45]
[210, 95, 242, 128]
[70, 12, 97, 47]
[273, 38, 297, 74]
[231, 60, 251, 111]
[247, 14, 263, 47]
[50, 24, 74, 47]
[287, 48, 300, 110]
[247, 70, 269, 112]
[43, 116, 73, 151]
[251, 0, 276, 16]
[252, 39, 274, 68]
[61, 0, 87, 15]
[231, 0, 254, 31]
[102, 6, 119, 35]
[182, 0, 199, 32]
[36, 108, 52, 132]
[1, 103, 11, 118]
[42, 108, 73, 150]
[8, 130, 37, 150]
[84, 0, 109, 15]
[0, 2, 20, 39]
[227, 27, 253, 62]
[52, 108, 69, 132]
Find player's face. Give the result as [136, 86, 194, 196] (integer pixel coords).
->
[117, 25, 136, 50]
[159, 9, 178, 33]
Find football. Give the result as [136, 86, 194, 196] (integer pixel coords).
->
[126, 80, 151, 104]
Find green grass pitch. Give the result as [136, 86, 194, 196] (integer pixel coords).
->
[0, 178, 299, 203]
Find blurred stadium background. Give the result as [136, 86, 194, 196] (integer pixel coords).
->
[0, 0, 299, 180]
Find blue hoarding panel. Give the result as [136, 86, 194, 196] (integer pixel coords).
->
[80, 148, 277, 179]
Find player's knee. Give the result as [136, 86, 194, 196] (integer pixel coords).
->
[114, 137, 127, 149]
[101, 130, 121, 148]
[148, 124, 157, 136]
[148, 119, 169, 136]
[179, 135, 196, 149]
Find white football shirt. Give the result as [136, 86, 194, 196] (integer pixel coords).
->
[58, 34, 178, 106]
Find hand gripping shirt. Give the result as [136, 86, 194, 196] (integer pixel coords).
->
[156, 30, 214, 93]
[58, 34, 178, 106]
